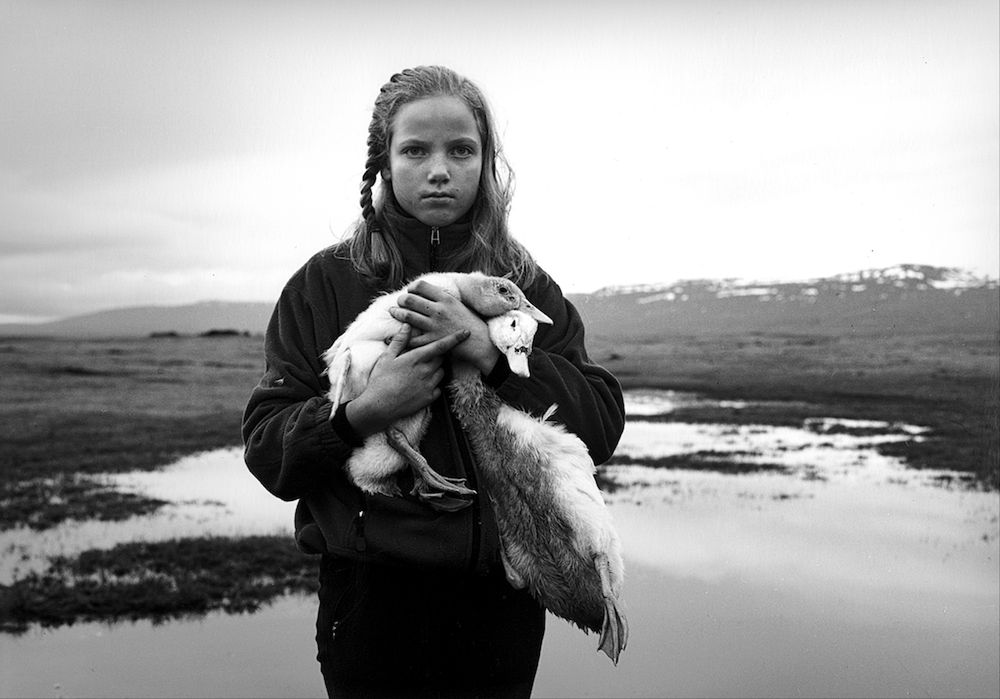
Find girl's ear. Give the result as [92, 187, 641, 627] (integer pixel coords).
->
[381, 166, 391, 181]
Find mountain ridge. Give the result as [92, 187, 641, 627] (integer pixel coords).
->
[592, 264, 997, 297]
[0, 300, 275, 339]
[2, 264, 996, 339]
[576, 264, 998, 339]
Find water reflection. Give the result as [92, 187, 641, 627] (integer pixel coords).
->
[609, 392, 996, 612]
[2, 390, 997, 698]
[616, 419, 941, 483]
[623, 389, 753, 415]
[0, 448, 295, 584]
[0, 595, 324, 698]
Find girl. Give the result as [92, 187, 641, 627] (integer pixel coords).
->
[242, 66, 625, 698]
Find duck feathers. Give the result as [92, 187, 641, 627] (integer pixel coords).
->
[321, 272, 548, 510]
[446, 370, 628, 664]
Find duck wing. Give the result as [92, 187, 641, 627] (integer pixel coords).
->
[447, 372, 628, 663]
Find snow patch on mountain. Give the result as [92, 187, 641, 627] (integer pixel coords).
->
[593, 265, 997, 305]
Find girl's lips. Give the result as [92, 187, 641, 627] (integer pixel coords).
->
[422, 192, 455, 199]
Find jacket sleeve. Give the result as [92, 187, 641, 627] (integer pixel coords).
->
[494, 271, 626, 465]
[241, 284, 353, 501]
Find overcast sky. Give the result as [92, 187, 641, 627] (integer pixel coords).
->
[2, 0, 997, 322]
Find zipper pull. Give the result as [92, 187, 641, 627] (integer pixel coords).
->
[430, 227, 440, 270]
[354, 509, 366, 552]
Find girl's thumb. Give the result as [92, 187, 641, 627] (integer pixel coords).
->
[385, 323, 411, 356]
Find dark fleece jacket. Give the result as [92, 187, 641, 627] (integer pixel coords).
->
[242, 218, 625, 573]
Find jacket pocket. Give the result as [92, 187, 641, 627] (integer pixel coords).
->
[303, 480, 473, 569]
[362, 491, 472, 569]
[316, 556, 367, 647]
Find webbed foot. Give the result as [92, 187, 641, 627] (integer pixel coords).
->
[411, 479, 475, 512]
[595, 552, 628, 664]
[597, 598, 629, 665]
[386, 427, 476, 512]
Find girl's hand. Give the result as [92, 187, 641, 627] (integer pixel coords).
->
[389, 280, 500, 374]
[345, 324, 469, 437]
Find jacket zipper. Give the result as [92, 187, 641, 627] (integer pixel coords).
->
[428, 227, 485, 571]
[444, 391, 484, 574]
[429, 226, 440, 271]
[353, 507, 366, 552]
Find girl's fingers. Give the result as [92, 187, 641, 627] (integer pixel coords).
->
[405, 329, 434, 349]
[405, 280, 449, 301]
[388, 306, 433, 331]
[397, 291, 442, 317]
[395, 293, 424, 314]
[408, 329, 470, 361]
[384, 323, 411, 356]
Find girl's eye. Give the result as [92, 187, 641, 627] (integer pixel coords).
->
[452, 145, 475, 158]
[401, 146, 425, 157]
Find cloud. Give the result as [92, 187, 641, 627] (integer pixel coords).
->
[0, 148, 357, 317]
[1, 0, 997, 319]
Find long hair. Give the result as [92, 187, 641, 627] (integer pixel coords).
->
[347, 66, 537, 290]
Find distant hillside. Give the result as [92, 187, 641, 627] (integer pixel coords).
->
[572, 264, 999, 339]
[1, 265, 997, 339]
[0, 301, 274, 338]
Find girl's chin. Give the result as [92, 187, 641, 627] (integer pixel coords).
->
[413, 211, 463, 228]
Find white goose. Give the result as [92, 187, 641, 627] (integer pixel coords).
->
[323, 272, 552, 511]
[324, 272, 629, 663]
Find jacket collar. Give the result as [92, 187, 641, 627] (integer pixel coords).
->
[381, 207, 473, 279]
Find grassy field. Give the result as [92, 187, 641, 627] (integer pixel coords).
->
[1, 330, 996, 528]
[591, 330, 999, 486]
[0, 330, 996, 628]
[0, 336, 258, 530]
[1, 536, 316, 632]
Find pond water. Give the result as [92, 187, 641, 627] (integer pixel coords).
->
[2, 390, 998, 698]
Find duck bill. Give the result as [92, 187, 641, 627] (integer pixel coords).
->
[505, 347, 531, 377]
[522, 302, 552, 325]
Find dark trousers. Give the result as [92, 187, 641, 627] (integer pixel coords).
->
[315, 556, 546, 698]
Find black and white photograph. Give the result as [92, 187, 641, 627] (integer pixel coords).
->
[1, 1, 997, 697]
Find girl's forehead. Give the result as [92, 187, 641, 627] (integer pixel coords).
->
[391, 96, 481, 143]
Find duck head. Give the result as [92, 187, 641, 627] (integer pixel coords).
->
[454, 273, 553, 325]
[487, 309, 542, 378]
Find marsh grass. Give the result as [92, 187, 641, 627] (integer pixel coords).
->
[0, 536, 318, 632]
[608, 452, 790, 474]
[0, 329, 995, 630]
[1, 475, 168, 530]
[594, 331, 998, 488]
[595, 452, 790, 493]
[1, 331, 995, 533]
[1, 336, 263, 530]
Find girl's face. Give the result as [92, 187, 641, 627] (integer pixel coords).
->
[385, 96, 483, 228]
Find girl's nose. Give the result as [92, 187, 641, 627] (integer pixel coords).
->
[427, 154, 450, 183]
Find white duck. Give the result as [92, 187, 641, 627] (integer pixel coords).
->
[326, 274, 629, 662]
[446, 368, 629, 664]
[323, 272, 552, 512]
